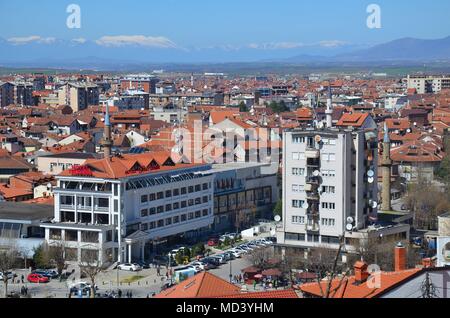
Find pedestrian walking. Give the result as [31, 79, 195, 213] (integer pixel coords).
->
[21, 274, 24, 284]
[129, 291, 133, 298]
[118, 289, 122, 298]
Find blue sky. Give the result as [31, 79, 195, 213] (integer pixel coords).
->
[1, 0, 450, 46]
[0, 0, 450, 63]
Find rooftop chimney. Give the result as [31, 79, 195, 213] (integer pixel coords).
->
[354, 261, 369, 284]
[394, 242, 406, 272]
[325, 85, 333, 128]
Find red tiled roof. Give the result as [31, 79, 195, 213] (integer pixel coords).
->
[220, 289, 299, 298]
[336, 112, 370, 128]
[154, 272, 241, 298]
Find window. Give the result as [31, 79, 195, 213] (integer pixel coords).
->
[202, 209, 208, 216]
[329, 139, 336, 145]
[181, 214, 187, 222]
[188, 199, 194, 206]
[181, 201, 187, 208]
[149, 193, 156, 201]
[141, 195, 148, 203]
[173, 189, 180, 196]
[292, 136, 305, 144]
[149, 207, 156, 215]
[141, 223, 148, 231]
[292, 152, 299, 160]
[157, 206, 164, 213]
[149, 221, 156, 229]
[157, 192, 164, 200]
[292, 168, 305, 176]
[173, 202, 179, 210]
[165, 204, 172, 211]
[188, 212, 194, 220]
[173, 216, 180, 223]
[195, 210, 201, 218]
[203, 183, 208, 190]
[202, 196, 208, 203]
[157, 220, 164, 227]
[322, 186, 336, 194]
[292, 216, 305, 224]
[165, 190, 172, 198]
[181, 187, 187, 195]
[292, 200, 305, 208]
[140, 209, 148, 217]
[165, 218, 172, 226]
[188, 186, 194, 193]
[195, 184, 201, 192]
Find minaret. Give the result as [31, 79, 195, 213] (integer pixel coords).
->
[325, 85, 333, 128]
[381, 122, 392, 211]
[102, 103, 113, 159]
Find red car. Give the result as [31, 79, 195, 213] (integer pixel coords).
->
[27, 273, 49, 283]
[207, 238, 219, 246]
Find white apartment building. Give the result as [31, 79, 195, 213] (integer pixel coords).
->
[277, 127, 379, 249]
[277, 126, 409, 253]
[41, 153, 214, 265]
[406, 75, 450, 94]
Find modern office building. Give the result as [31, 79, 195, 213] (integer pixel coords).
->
[41, 153, 215, 265]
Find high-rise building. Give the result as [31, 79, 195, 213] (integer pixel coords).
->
[277, 126, 379, 250]
[58, 82, 99, 112]
[406, 75, 450, 94]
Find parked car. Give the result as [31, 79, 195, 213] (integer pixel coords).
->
[0, 271, 14, 281]
[117, 263, 142, 271]
[27, 273, 49, 284]
[190, 261, 207, 271]
[208, 238, 219, 246]
[200, 257, 221, 267]
[169, 247, 187, 256]
[33, 269, 59, 279]
[226, 249, 242, 258]
[221, 252, 235, 261]
[136, 261, 150, 269]
[210, 255, 227, 264]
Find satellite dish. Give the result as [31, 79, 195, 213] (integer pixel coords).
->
[303, 203, 309, 209]
[347, 216, 354, 224]
[274, 215, 281, 222]
[413, 122, 417, 126]
[406, 128, 411, 133]
[313, 170, 320, 177]
[395, 130, 399, 134]
[368, 177, 374, 184]
[372, 201, 378, 209]
[346, 224, 354, 231]
[367, 170, 374, 177]
[314, 135, 322, 143]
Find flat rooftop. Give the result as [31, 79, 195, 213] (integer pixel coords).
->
[0, 202, 53, 222]
[211, 162, 269, 172]
[39, 152, 100, 159]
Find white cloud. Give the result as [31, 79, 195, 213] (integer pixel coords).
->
[95, 35, 177, 48]
[7, 36, 56, 45]
[71, 37, 87, 44]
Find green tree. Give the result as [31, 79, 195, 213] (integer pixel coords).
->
[175, 251, 185, 265]
[33, 244, 51, 269]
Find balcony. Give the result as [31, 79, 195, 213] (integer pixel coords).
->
[305, 176, 320, 186]
[306, 223, 320, 232]
[305, 149, 320, 159]
[306, 192, 320, 201]
[306, 158, 320, 169]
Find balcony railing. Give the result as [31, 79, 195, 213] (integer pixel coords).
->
[306, 192, 320, 201]
[305, 148, 320, 159]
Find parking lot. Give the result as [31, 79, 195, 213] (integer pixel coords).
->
[0, 236, 273, 298]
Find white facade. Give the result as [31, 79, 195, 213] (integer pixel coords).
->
[277, 128, 379, 249]
[42, 165, 215, 265]
[406, 75, 450, 94]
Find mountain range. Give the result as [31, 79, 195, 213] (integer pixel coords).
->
[1, 36, 450, 70]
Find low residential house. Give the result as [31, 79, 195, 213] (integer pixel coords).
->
[390, 140, 445, 181]
[0, 150, 34, 182]
[36, 152, 100, 175]
[9, 171, 55, 198]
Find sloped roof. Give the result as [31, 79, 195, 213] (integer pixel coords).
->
[154, 272, 240, 298]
